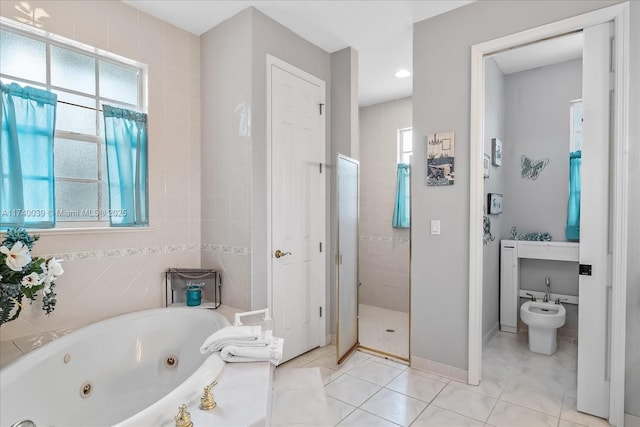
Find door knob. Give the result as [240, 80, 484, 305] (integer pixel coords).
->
[274, 250, 292, 258]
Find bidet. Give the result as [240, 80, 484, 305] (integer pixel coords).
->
[521, 300, 566, 355]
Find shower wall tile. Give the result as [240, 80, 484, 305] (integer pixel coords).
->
[0, 1, 202, 341]
[73, 2, 109, 50]
[202, 249, 251, 311]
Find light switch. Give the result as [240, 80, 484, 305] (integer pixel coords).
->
[431, 219, 441, 235]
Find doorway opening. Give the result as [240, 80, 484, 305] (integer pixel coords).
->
[468, 4, 629, 426]
[357, 98, 412, 362]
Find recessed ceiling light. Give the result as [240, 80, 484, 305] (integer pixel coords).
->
[395, 69, 411, 78]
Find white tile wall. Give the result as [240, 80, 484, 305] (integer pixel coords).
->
[0, 0, 201, 341]
[200, 10, 253, 312]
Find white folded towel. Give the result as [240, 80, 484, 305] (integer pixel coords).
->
[220, 336, 284, 365]
[200, 325, 268, 354]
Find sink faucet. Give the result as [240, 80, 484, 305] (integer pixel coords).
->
[543, 277, 551, 302]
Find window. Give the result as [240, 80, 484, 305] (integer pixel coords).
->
[397, 127, 413, 164]
[566, 99, 582, 241]
[0, 22, 145, 226]
[393, 127, 412, 228]
[569, 99, 582, 152]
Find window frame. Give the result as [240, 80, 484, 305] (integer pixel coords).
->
[397, 127, 413, 165]
[0, 18, 148, 229]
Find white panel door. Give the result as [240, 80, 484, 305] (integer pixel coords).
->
[577, 21, 612, 418]
[336, 154, 359, 363]
[271, 64, 325, 363]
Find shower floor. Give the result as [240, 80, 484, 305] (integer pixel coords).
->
[358, 304, 409, 359]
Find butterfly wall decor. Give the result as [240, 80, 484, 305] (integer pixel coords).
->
[521, 155, 549, 180]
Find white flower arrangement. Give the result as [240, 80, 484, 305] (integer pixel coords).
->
[0, 228, 63, 325]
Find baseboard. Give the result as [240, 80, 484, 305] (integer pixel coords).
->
[483, 322, 499, 347]
[325, 334, 335, 345]
[411, 355, 468, 383]
[625, 413, 640, 427]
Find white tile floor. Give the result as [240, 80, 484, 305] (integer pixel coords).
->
[279, 331, 613, 427]
[1, 313, 627, 427]
[359, 304, 409, 359]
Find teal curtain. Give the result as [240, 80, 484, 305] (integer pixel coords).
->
[392, 163, 410, 228]
[565, 150, 581, 241]
[0, 83, 57, 228]
[103, 104, 148, 226]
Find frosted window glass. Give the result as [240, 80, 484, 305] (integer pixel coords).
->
[573, 102, 583, 132]
[100, 61, 138, 105]
[54, 138, 98, 180]
[100, 142, 107, 177]
[51, 45, 96, 95]
[55, 181, 98, 221]
[101, 182, 109, 213]
[398, 129, 413, 164]
[403, 130, 413, 152]
[100, 144, 108, 213]
[55, 91, 97, 135]
[571, 101, 583, 152]
[0, 30, 46, 83]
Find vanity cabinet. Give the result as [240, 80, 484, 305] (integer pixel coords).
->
[500, 240, 579, 333]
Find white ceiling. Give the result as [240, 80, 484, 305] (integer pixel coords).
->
[123, 0, 473, 106]
[491, 31, 584, 75]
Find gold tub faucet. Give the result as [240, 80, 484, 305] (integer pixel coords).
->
[200, 379, 218, 411]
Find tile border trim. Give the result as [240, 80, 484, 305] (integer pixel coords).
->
[360, 235, 410, 244]
[44, 243, 200, 261]
[41, 243, 252, 261]
[201, 244, 250, 255]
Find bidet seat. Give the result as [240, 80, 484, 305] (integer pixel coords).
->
[520, 301, 566, 329]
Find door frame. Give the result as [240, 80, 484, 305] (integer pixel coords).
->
[266, 54, 327, 348]
[468, 3, 629, 426]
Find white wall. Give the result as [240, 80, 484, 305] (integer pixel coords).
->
[482, 58, 505, 340]
[330, 47, 359, 332]
[0, 0, 201, 341]
[411, 0, 624, 373]
[359, 97, 411, 313]
[503, 59, 582, 240]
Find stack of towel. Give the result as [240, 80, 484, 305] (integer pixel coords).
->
[199, 325, 284, 365]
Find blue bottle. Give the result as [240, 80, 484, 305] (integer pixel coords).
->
[186, 285, 202, 306]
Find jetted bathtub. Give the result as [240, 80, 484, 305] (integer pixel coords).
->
[0, 308, 229, 427]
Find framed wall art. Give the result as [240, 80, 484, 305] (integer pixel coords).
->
[487, 192, 503, 214]
[483, 153, 490, 178]
[491, 138, 502, 167]
[426, 131, 455, 186]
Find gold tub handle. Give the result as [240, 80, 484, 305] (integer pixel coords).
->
[200, 379, 218, 411]
[174, 404, 193, 427]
